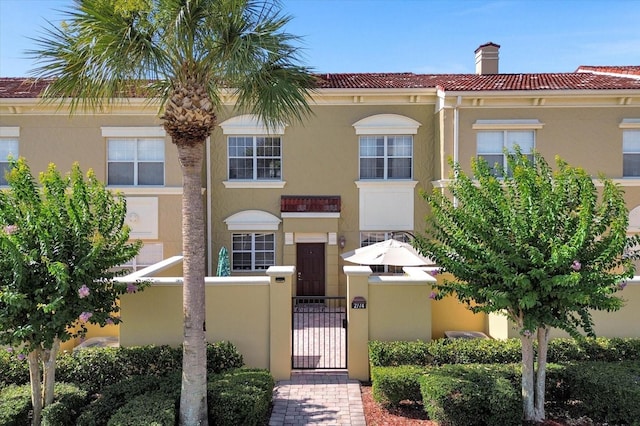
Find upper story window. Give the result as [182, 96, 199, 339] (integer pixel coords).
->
[120, 242, 163, 271]
[220, 115, 286, 184]
[228, 136, 281, 180]
[359, 135, 413, 179]
[102, 127, 165, 186]
[0, 127, 19, 186]
[473, 120, 543, 177]
[621, 119, 640, 177]
[353, 114, 420, 181]
[360, 231, 411, 274]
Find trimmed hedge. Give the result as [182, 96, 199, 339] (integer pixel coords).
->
[370, 365, 425, 405]
[369, 337, 640, 367]
[0, 382, 88, 426]
[106, 392, 177, 426]
[208, 368, 275, 426]
[420, 364, 522, 426]
[1, 341, 244, 393]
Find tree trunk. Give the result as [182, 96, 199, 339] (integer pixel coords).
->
[534, 326, 550, 421]
[27, 349, 43, 426]
[521, 332, 536, 422]
[177, 140, 208, 426]
[42, 338, 60, 407]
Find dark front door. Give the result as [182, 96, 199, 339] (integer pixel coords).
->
[296, 243, 325, 296]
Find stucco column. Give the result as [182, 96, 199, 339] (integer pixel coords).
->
[345, 265, 372, 381]
[267, 266, 294, 380]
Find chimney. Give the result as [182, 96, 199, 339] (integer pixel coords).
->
[475, 42, 500, 74]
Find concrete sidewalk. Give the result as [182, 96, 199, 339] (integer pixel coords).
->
[269, 371, 366, 425]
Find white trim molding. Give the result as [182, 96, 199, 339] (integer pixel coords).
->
[222, 180, 287, 189]
[620, 119, 640, 129]
[472, 119, 544, 130]
[101, 126, 166, 137]
[224, 210, 281, 231]
[353, 114, 421, 135]
[219, 114, 285, 135]
[0, 127, 20, 137]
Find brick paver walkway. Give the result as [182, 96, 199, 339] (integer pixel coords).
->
[269, 371, 366, 425]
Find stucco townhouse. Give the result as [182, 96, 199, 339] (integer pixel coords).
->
[2, 43, 640, 354]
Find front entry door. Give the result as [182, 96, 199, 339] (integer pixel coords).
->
[296, 243, 325, 296]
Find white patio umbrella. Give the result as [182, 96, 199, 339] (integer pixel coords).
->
[341, 239, 435, 266]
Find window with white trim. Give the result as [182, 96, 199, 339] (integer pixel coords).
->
[107, 138, 165, 185]
[360, 231, 410, 274]
[477, 130, 534, 177]
[120, 243, 163, 271]
[359, 135, 413, 179]
[228, 136, 281, 180]
[0, 138, 18, 186]
[623, 129, 640, 177]
[231, 233, 275, 271]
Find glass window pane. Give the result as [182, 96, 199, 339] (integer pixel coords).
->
[108, 162, 134, 185]
[108, 139, 136, 161]
[623, 130, 640, 152]
[256, 159, 281, 179]
[388, 158, 411, 179]
[624, 154, 640, 177]
[388, 136, 412, 157]
[138, 162, 164, 185]
[229, 137, 253, 157]
[0, 162, 10, 185]
[359, 137, 384, 157]
[229, 158, 253, 179]
[477, 132, 504, 154]
[478, 154, 504, 177]
[506, 131, 534, 152]
[0, 139, 18, 159]
[137, 139, 164, 161]
[360, 158, 384, 179]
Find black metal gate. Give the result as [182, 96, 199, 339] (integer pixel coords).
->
[292, 296, 347, 369]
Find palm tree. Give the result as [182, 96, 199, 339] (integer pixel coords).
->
[29, 0, 314, 423]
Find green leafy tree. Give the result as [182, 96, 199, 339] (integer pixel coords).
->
[0, 158, 143, 426]
[415, 150, 639, 423]
[28, 0, 314, 423]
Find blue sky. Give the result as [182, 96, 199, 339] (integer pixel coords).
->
[1, 0, 639, 77]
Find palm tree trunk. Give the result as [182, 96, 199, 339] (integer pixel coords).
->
[177, 140, 208, 426]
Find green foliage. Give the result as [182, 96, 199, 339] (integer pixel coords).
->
[0, 158, 143, 354]
[561, 361, 640, 425]
[369, 337, 640, 367]
[106, 392, 177, 426]
[206, 340, 244, 375]
[0, 384, 32, 425]
[416, 150, 639, 336]
[370, 365, 426, 406]
[420, 364, 522, 426]
[207, 368, 274, 426]
[0, 382, 88, 426]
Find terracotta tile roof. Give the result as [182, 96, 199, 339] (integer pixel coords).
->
[3, 69, 640, 98]
[576, 66, 640, 78]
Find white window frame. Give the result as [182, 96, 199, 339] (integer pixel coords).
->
[358, 135, 413, 180]
[0, 127, 19, 186]
[473, 120, 542, 177]
[231, 232, 276, 271]
[621, 119, 640, 178]
[102, 127, 166, 187]
[227, 135, 282, 181]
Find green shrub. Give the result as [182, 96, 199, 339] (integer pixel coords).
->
[368, 340, 433, 367]
[370, 365, 425, 406]
[547, 337, 640, 362]
[208, 368, 274, 426]
[561, 361, 640, 425]
[0, 384, 32, 426]
[107, 392, 177, 426]
[207, 341, 244, 375]
[420, 364, 521, 426]
[428, 338, 522, 365]
[77, 374, 180, 426]
[0, 350, 29, 387]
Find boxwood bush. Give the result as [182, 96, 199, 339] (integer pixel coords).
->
[420, 364, 522, 426]
[370, 365, 426, 405]
[208, 368, 275, 426]
[369, 337, 640, 367]
[106, 392, 177, 426]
